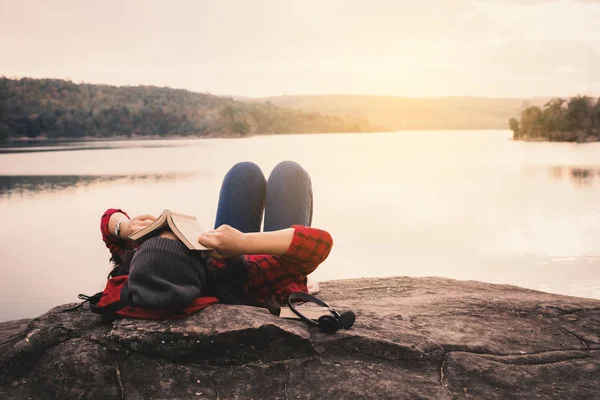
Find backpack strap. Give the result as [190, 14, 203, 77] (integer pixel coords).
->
[61, 292, 104, 313]
[89, 280, 133, 318]
[79, 292, 103, 306]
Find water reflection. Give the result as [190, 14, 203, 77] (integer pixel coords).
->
[0, 173, 199, 197]
[546, 167, 600, 187]
[0, 145, 116, 154]
[0, 138, 202, 154]
[569, 168, 598, 186]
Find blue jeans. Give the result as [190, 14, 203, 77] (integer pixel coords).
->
[214, 161, 313, 232]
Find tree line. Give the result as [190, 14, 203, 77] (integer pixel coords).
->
[0, 77, 375, 140]
[509, 96, 600, 142]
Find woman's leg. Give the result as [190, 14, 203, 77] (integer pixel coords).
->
[262, 161, 317, 300]
[263, 161, 313, 232]
[214, 162, 266, 233]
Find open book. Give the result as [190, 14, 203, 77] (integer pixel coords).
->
[128, 209, 210, 251]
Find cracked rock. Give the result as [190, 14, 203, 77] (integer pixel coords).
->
[1, 276, 600, 399]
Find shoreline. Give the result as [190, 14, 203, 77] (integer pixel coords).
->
[1, 129, 514, 146]
[513, 136, 600, 143]
[511, 138, 600, 144]
[0, 133, 242, 144]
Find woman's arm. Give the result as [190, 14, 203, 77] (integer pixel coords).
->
[197, 225, 294, 259]
[245, 228, 295, 255]
[101, 209, 131, 256]
[107, 212, 129, 239]
[108, 212, 156, 239]
[101, 209, 156, 257]
[198, 224, 332, 270]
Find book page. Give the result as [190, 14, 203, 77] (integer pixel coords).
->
[169, 213, 209, 251]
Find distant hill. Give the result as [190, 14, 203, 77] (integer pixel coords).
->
[250, 95, 551, 130]
[0, 77, 559, 141]
[0, 78, 375, 140]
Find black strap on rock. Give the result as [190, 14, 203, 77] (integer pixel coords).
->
[287, 292, 355, 334]
[61, 292, 103, 312]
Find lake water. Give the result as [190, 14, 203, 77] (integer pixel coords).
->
[1, 131, 599, 322]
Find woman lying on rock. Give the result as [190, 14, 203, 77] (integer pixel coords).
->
[94, 161, 332, 319]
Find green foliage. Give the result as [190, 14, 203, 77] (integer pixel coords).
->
[519, 106, 543, 138]
[541, 98, 568, 132]
[510, 96, 600, 142]
[0, 77, 374, 140]
[566, 96, 592, 132]
[508, 118, 519, 136]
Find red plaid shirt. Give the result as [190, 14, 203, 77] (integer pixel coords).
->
[101, 209, 333, 305]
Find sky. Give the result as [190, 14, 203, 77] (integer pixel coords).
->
[0, 0, 599, 98]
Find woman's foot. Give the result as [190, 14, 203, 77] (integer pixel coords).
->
[307, 276, 320, 295]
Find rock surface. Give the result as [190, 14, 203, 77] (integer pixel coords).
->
[1, 276, 600, 399]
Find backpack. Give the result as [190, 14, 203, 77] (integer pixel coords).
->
[82, 275, 219, 320]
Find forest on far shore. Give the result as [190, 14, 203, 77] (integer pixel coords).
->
[0, 77, 375, 140]
[509, 96, 600, 142]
